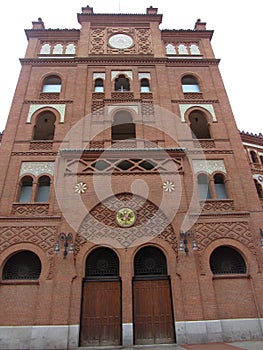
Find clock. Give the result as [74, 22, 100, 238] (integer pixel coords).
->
[108, 34, 134, 49]
[116, 208, 136, 227]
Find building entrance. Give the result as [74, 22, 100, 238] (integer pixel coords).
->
[80, 248, 121, 346]
[133, 246, 175, 345]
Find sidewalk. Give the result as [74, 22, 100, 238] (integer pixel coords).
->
[181, 341, 263, 350]
[77, 340, 263, 350]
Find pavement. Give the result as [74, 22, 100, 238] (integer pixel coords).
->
[77, 341, 263, 350]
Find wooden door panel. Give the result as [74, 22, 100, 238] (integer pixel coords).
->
[80, 281, 121, 346]
[133, 279, 175, 345]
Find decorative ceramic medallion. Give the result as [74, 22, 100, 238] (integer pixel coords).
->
[116, 208, 136, 227]
[163, 180, 175, 192]
[74, 182, 87, 194]
[108, 34, 134, 49]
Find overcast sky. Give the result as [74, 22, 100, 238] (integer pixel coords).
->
[0, 0, 261, 134]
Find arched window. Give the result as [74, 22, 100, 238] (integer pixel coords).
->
[134, 246, 167, 276]
[112, 111, 135, 141]
[36, 176, 50, 202]
[189, 110, 211, 139]
[33, 111, 56, 140]
[250, 150, 258, 163]
[190, 44, 200, 55]
[94, 78, 104, 92]
[254, 179, 263, 199]
[114, 74, 130, 91]
[42, 75, 61, 93]
[85, 247, 119, 277]
[2, 251, 41, 280]
[166, 44, 176, 54]
[178, 44, 188, 55]
[53, 44, 63, 54]
[140, 78, 150, 92]
[210, 246, 246, 274]
[19, 176, 33, 202]
[214, 173, 228, 199]
[181, 75, 200, 93]
[65, 43, 76, 54]
[197, 173, 212, 200]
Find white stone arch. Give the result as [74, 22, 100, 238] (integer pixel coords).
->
[27, 104, 66, 123]
[179, 104, 216, 122]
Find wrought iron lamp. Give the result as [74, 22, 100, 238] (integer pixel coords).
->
[179, 230, 198, 254]
[55, 232, 74, 258]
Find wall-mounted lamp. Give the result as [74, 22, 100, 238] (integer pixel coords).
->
[55, 232, 74, 258]
[179, 230, 198, 254]
[259, 228, 263, 248]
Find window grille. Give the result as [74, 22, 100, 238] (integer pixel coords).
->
[210, 246, 246, 274]
[85, 248, 119, 277]
[134, 246, 167, 275]
[2, 251, 41, 280]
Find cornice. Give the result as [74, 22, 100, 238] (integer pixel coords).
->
[187, 149, 233, 154]
[11, 152, 58, 156]
[19, 56, 220, 67]
[20, 58, 77, 65]
[77, 13, 163, 25]
[172, 99, 219, 104]
[24, 100, 73, 104]
[166, 58, 220, 66]
[161, 29, 214, 40]
[25, 28, 80, 40]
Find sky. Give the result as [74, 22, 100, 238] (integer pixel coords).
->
[0, 0, 261, 134]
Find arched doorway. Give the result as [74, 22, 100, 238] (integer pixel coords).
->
[133, 246, 175, 345]
[80, 247, 121, 346]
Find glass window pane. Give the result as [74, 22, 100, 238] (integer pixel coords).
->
[19, 186, 32, 202]
[42, 84, 61, 93]
[182, 84, 200, 93]
[215, 183, 228, 199]
[36, 186, 50, 202]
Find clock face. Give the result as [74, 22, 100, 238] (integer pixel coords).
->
[108, 34, 134, 49]
[116, 208, 136, 227]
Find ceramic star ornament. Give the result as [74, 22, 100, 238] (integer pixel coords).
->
[163, 180, 175, 192]
[74, 182, 87, 194]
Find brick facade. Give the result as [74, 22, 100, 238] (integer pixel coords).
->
[0, 6, 262, 349]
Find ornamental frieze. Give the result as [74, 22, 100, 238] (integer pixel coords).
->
[90, 27, 153, 55]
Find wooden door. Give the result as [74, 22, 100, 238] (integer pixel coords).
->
[80, 280, 121, 346]
[133, 279, 175, 345]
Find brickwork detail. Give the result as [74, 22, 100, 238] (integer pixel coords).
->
[193, 140, 215, 149]
[90, 29, 106, 54]
[0, 226, 56, 280]
[91, 100, 104, 116]
[0, 226, 56, 256]
[11, 203, 49, 216]
[135, 28, 153, 54]
[111, 92, 134, 100]
[184, 92, 203, 100]
[39, 93, 60, 100]
[78, 193, 178, 251]
[29, 142, 53, 150]
[142, 102, 154, 118]
[200, 200, 235, 212]
[194, 222, 255, 254]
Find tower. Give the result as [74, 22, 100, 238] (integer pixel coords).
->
[0, 6, 262, 349]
